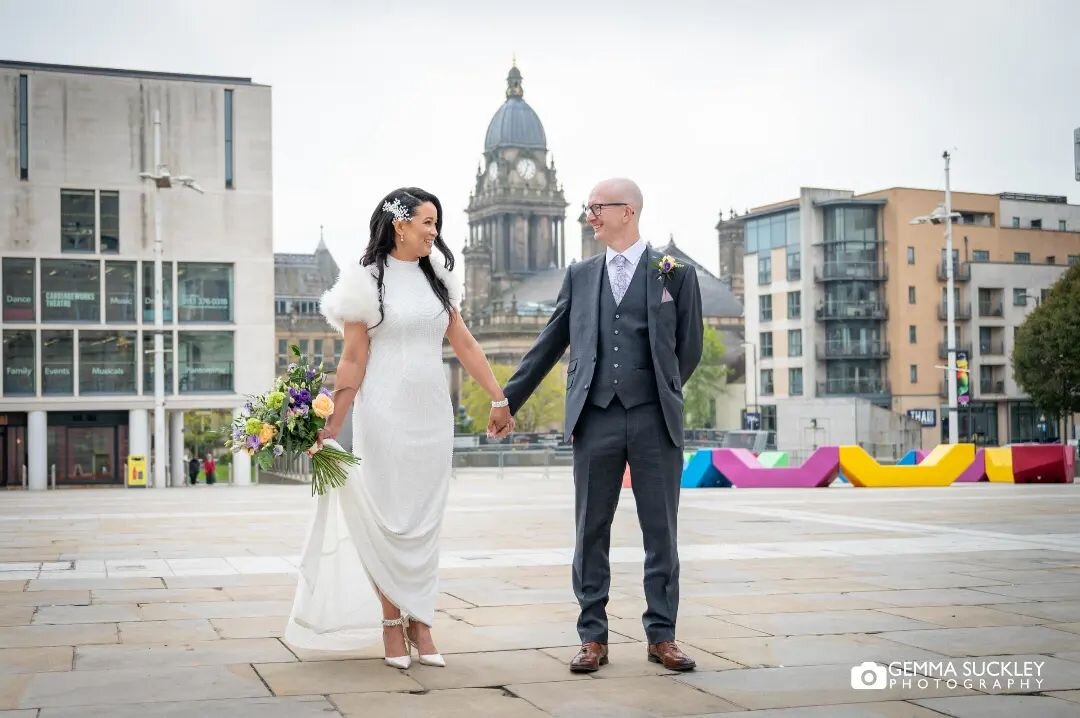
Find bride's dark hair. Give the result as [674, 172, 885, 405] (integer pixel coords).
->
[361, 187, 455, 328]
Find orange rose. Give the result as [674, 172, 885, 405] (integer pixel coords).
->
[312, 393, 335, 419]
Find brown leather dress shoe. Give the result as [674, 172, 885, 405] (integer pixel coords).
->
[570, 641, 609, 672]
[647, 640, 696, 671]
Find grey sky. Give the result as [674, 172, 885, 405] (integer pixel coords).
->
[4, 0, 1079, 274]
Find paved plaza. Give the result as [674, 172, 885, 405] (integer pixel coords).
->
[1, 470, 1079, 717]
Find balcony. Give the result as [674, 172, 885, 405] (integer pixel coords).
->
[978, 301, 1004, 318]
[817, 341, 890, 359]
[937, 260, 971, 282]
[979, 339, 1005, 356]
[815, 301, 889, 321]
[817, 378, 890, 397]
[938, 342, 973, 359]
[937, 301, 972, 320]
[979, 380, 1006, 396]
[814, 262, 888, 282]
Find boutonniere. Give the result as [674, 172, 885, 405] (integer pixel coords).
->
[653, 254, 684, 282]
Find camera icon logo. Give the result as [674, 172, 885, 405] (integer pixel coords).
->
[850, 662, 887, 690]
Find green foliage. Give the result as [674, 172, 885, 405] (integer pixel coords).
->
[683, 324, 728, 428]
[1012, 263, 1080, 431]
[461, 364, 566, 433]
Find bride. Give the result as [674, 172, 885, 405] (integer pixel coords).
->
[284, 187, 513, 669]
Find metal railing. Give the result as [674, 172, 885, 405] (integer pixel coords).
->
[938, 342, 973, 359]
[937, 260, 971, 282]
[815, 302, 888, 321]
[980, 380, 1006, 395]
[817, 341, 890, 359]
[978, 301, 1004, 318]
[817, 378, 890, 396]
[814, 262, 889, 282]
[979, 339, 1006, 356]
[937, 301, 972, 320]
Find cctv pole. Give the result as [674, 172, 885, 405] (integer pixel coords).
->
[943, 151, 959, 444]
[152, 110, 167, 488]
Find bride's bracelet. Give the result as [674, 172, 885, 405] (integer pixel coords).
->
[491, 398, 509, 408]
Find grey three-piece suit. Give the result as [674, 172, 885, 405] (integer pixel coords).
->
[504, 245, 703, 644]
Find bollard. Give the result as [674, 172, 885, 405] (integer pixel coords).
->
[50, 464, 56, 490]
[21, 464, 27, 489]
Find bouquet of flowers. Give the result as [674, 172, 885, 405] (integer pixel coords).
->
[226, 345, 359, 496]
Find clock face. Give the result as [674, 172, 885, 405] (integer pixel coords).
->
[516, 158, 537, 180]
[487, 162, 498, 180]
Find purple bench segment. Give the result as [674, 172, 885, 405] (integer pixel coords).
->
[712, 447, 841, 488]
[954, 448, 987, 482]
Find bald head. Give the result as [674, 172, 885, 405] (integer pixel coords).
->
[591, 177, 643, 216]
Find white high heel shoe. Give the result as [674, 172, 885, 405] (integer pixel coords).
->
[406, 621, 446, 668]
[381, 616, 411, 670]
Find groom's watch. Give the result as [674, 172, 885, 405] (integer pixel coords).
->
[491, 398, 509, 408]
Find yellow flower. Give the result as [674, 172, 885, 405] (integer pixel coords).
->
[312, 393, 335, 419]
[258, 423, 276, 444]
[245, 447, 255, 456]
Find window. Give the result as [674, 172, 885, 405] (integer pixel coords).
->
[1031, 219, 1042, 229]
[788, 329, 802, 357]
[759, 295, 772, 321]
[104, 262, 137, 323]
[789, 368, 803, 396]
[760, 369, 774, 396]
[177, 263, 233, 322]
[142, 331, 174, 394]
[761, 405, 777, 432]
[910, 364, 918, 383]
[99, 191, 119, 253]
[18, 74, 28, 180]
[909, 325, 917, 344]
[2, 258, 35, 322]
[1069, 255, 1079, 266]
[1012, 217, 1020, 228]
[786, 251, 801, 281]
[277, 339, 289, 369]
[80, 331, 137, 394]
[313, 339, 324, 367]
[42, 331, 73, 395]
[61, 189, 95, 253]
[142, 261, 174, 322]
[908, 286, 916, 304]
[1046, 256, 1056, 265]
[1014, 252, 1030, 264]
[760, 332, 773, 359]
[1012, 288, 1027, 306]
[787, 291, 801, 319]
[972, 250, 990, 262]
[178, 332, 233, 393]
[906, 246, 915, 264]
[2, 331, 35, 396]
[41, 259, 99, 322]
[224, 89, 234, 189]
[1041, 288, 1050, 303]
[758, 255, 771, 284]
[297, 338, 309, 361]
[334, 339, 343, 364]
[1059, 220, 1067, 231]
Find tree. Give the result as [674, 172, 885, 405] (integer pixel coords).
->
[460, 363, 566, 433]
[1012, 262, 1080, 440]
[683, 324, 728, 428]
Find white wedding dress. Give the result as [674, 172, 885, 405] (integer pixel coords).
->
[284, 253, 458, 650]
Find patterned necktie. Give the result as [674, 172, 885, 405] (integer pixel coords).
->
[611, 254, 631, 305]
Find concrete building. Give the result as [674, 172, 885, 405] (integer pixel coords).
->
[0, 60, 274, 489]
[274, 239, 340, 373]
[740, 186, 1080, 449]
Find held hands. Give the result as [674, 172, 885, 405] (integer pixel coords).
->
[487, 404, 514, 440]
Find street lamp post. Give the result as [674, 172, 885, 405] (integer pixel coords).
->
[911, 151, 962, 444]
[741, 340, 759, 428]
[139, 110, 203, 488]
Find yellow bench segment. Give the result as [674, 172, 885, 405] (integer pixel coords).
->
[839, 444, 976, 487]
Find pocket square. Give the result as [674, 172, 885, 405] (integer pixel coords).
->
[661, 288, 674, 303]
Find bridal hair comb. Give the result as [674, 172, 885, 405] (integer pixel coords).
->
[383, 198, 411, 222]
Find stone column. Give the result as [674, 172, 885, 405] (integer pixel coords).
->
[170, 411, 185, 487]
[231, 407, 252, 486]
[128, 409, 149, 488]
[27, 410, 47, 491]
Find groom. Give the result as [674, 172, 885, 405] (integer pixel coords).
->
[494, 178, 703, 672]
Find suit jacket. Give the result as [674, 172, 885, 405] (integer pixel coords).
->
[504, 246, 704, 446]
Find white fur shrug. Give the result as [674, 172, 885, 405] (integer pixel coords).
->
[319, 251, 464, 333]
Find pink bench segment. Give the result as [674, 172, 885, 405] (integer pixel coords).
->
[954, 448, 987, 482]
[712, 447, 840, 488]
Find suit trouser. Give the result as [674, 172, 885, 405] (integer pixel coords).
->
[571, 398, 683, 644]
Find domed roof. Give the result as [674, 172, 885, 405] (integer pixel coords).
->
[484, 64, 547, 153]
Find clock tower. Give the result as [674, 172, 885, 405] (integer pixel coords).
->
[464, 62, 568, 320]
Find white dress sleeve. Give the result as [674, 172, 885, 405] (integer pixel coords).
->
[319, 263, 381, 332]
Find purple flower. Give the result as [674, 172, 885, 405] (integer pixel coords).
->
[319, 387, 332, 397]
[273, 444, 285, 457]
[245, 434, 261, 449]
[291, 404, 309, 417]
[306, 369, 316, 380]
[661, 259, 673, 271]
[243, 401, 253, 412]
[298, 388, 311, 404]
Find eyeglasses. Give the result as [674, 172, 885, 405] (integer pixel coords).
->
[583, 203, 629, 217]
